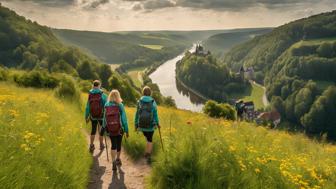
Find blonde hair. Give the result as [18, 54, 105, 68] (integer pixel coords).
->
[108, 89, 123, 104]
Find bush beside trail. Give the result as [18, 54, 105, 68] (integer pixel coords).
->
[0, 82, 91, 188]
[203, 100, 236, 120]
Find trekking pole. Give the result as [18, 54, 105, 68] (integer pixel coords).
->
[158, 126, 164, 152]
[104, 134, 109, 162]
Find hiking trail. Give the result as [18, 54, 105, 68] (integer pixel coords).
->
[85, 133, 151, 189]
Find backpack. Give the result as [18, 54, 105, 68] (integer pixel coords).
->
[88, 92, 103, 119]
[138, 100, 154, 129]
[105, 105, 121, 136]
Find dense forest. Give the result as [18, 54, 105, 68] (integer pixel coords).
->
[0, 5, 139, 104]
[223, 10, 336, 140]
[203, 28, 272, 59]
[176, 51, 250, 102]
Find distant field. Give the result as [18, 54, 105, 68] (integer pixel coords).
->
[240, 82, 265, 109]
[139, 44, 163, 50]
[127, 68, 145, 88]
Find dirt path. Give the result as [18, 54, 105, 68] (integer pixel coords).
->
[86, 134, 151, 189]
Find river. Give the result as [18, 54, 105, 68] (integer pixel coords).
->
[149, 45, 205, 112]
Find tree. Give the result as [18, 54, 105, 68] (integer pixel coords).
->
[77, 61, 98, 80]
[98, 64, 112, 87]
[317, 42, 333, 58]
[302, 86, 336, 139]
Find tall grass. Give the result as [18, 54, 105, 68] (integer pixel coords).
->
[123, 107, 336, 189]
[0, 82, 91, 188]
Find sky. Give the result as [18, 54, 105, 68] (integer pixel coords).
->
[1, 0, 336, 32]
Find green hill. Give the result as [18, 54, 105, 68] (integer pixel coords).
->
[2, 80, 336, 189]
[52, 29, 264, 72]
[0, 82, 91, 188]
[0, 5, 140, 104]
[223, 10, 336, 139]
[203, 28, 272, 58]
[176, 51, 250, 102]
[53, 29, 189, 68]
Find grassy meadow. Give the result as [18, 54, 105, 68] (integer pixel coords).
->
[240, 82, 265, 109]
[0, 82, 91, 188]
[123, 107, 336, 189]
[127, 68, 145, 88]
[2, 81, 336, 189]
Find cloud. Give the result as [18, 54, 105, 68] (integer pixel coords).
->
[84, 0, 110, 9]
[131, 0, 335, 11]
[1, 0, 110, 8]
[2, 0, 76, 7]
[132, 3, 143, 11]
[143, 0, 175, 10]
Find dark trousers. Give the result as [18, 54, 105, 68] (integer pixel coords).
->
[110, 135, 123, 152]
[143, 131, 154, 142]
[91, 120, 104, 136]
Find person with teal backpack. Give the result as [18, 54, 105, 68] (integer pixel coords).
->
[134, 86, 160, 163]
[103, 89, 129, 171]
[85, 80, 107, 153]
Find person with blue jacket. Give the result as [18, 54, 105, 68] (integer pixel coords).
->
[103, 89, 129, 170]
[134, 86, 160, 163]
[85, 80, 107, 153]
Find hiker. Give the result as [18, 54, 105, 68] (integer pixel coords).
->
[235, 100, 245, 121]
[102, 89, 129, 171]
[134, 86, 160, 163]
[85, 80, 107, 153]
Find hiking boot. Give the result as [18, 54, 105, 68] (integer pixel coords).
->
[100, 143, 105, 151]
[112, 161, 117, 171]
[115, 158, 122, 166]
[144, 153, 152, 164]
[89, 144, 95, 153]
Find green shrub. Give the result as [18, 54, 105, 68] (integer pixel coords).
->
[0, 67, 8, 81]
[79, 80, 92, 92]
[203, 100, 236, 120]
[54, 76, 80, 101]
[13, 71, 59, 88]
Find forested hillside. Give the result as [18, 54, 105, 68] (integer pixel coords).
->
[176, 51, 250, 102]
[0, 5, 139, 104]
[53, 29, 188, 72]
[223, 10, 336, 139]
[203, 28, 272, 59]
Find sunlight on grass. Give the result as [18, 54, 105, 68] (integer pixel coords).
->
[0, 82, 91, 188]
[127, 68, 145, 88]
[240, 82, 265, 109]
[123, 106, 336, 189]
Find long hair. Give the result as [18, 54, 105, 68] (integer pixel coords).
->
[108, 89, 123, 104]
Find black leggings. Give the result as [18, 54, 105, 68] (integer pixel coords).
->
[91, 120, 104, 136]
[110, 135, 123, 152]
[143, 131, 154, 142]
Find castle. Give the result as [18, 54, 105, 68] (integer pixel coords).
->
[194, 44, 211, 56]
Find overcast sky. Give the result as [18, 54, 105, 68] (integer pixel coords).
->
[1, 0, 336, 32]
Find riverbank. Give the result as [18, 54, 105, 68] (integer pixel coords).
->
[175, 72, 208, 102]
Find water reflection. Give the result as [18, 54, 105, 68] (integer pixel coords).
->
[149, 45, 204, 112]
[175, 78, 205, 105]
